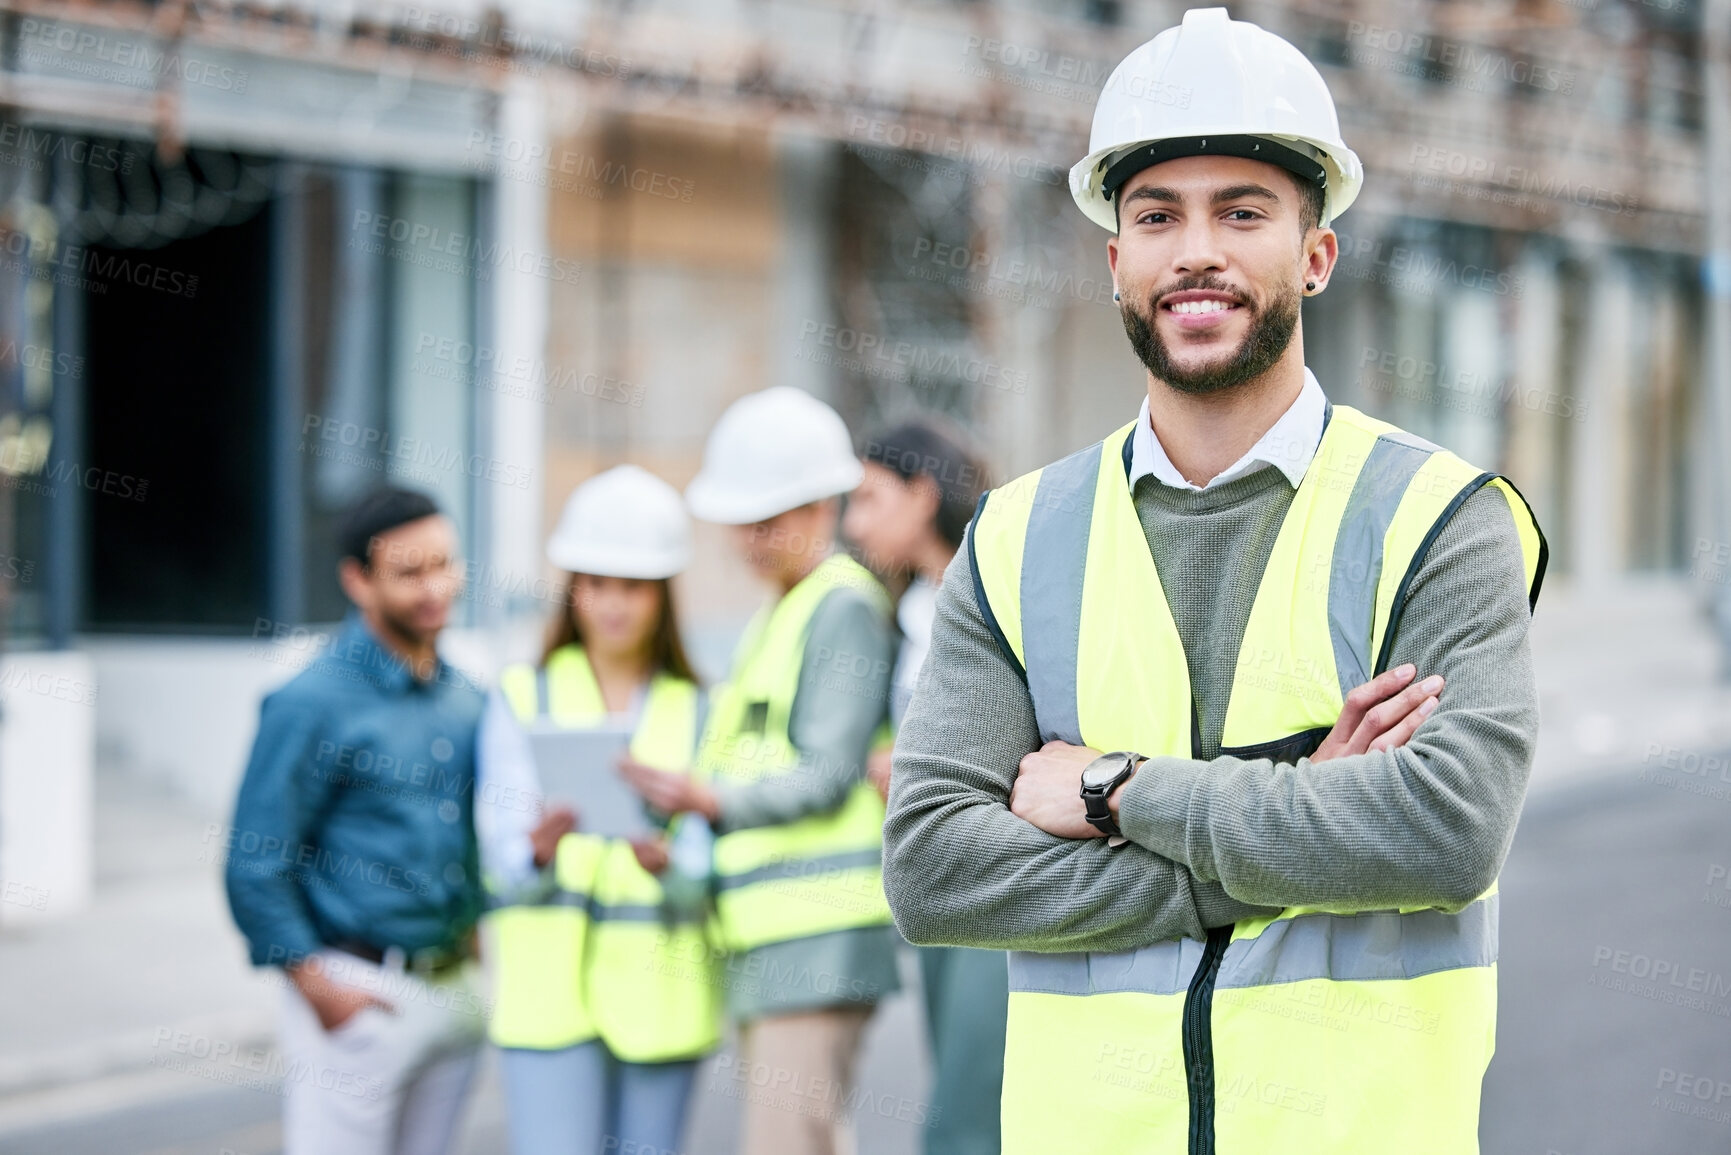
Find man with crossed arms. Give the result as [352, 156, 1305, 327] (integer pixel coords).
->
[883, 9, 1545, 1154]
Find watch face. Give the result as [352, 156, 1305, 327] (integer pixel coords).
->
[1081, 753, 1129, 790]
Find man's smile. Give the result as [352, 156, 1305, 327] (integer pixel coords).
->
[1160, 289, 1246, 331]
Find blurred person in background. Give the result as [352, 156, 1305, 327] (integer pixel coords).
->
[884, 10, 1546, 1155]
[475, 465, 720, 1155]
[622, 386, 898, 1155]
[843, 422, 1003, 1155]
[225, 487, 487, 1155]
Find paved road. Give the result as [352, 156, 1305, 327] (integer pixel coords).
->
[0, 958, 933, 1155]
[1483, 772, 1731, 1155]
[4, 768, 1727, 1155]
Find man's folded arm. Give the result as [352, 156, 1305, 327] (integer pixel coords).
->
[1116, 486, 1539, 913]
[882, 540, 1278, 954]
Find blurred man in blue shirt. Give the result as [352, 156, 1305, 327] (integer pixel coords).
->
[226, 487, 488, 1155]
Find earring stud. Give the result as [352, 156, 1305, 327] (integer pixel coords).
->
[1113, 290, 1121, 302]
[1306, 281, 1316, 291]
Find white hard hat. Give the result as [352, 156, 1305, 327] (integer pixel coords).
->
[1069, 7, 1363, 232]
[546, 464, 692, 579]
[685, 387, 863, 525]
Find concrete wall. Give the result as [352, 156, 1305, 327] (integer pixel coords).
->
[0, 651, 95, 926]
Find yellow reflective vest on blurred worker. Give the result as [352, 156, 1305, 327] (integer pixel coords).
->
[486, 645, 721, 1061]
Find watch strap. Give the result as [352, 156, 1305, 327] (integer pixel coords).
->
[1081, 752, 1142, 836]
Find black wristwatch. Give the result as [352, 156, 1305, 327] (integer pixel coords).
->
[1079, 750, 1145, 837]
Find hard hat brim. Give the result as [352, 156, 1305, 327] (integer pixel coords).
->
[685, 460, 865, 526]
[545, 540, 691, 580]
[1070, 132, 1363, 232]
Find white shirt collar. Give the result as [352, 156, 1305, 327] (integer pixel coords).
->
[1129, 368, 1327, 492]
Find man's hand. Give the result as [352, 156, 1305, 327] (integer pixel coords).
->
[866, 748, 894, 803]
[1010, 741, 1105, 839]
[619, 757, 720, 824]
[1009, 666, 1442, 840]
[1312, 664, 1444, 763]
[530, 806, 577, 868]
[630, 837, 671, 875]
[289, 957, 395, 1032]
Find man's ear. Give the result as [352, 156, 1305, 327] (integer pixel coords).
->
[1302, 227, 1339, 295]
[338, 557, 371, 610]
[910, 473, 943, 521]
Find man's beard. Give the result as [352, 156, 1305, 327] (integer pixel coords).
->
[376, 602, 439, 659]
[1121, 277, 1301, 395]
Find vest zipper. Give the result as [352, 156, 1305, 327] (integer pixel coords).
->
[1183, 925, 1231, 1155]
[1186, 686, 1225, 1152]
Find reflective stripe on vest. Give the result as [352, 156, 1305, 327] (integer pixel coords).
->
[971, 404, 1545, 1155]
[698, 554, 895, 953]
[486, 647, 721, 1061]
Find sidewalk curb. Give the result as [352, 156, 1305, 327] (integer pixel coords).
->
[0, 1007, 273, 1101]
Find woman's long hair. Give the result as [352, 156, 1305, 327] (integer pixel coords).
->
[540, 575, 699, 684]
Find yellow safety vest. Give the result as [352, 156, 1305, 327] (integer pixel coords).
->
[698, 553, 896, 954]
[969, 404, 1546, 1155]
[484, 646, 722, 1061]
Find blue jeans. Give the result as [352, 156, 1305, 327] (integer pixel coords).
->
[499, 1042, 698, 1155]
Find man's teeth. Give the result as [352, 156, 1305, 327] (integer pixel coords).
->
[1169, 299, 1232, 315]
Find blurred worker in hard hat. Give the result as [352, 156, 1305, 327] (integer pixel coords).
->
[226, 487, 487, 1155]
[884, 9, 1547, 1155]
[841, 421, 1002, 1155]
[621, 386, 899, 1155]
[475, 465, 720, 1155]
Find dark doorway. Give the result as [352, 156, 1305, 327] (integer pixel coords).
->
[82, 205, 271, 630]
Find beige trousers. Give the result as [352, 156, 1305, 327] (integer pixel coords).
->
[277, 950, 487, 1155]
[734, 1006, 874, 1155]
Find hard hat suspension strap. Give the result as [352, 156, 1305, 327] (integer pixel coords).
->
[1100, 134, 1327, 202]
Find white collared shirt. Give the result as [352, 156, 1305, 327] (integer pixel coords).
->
[1130, 368, 1327, 492]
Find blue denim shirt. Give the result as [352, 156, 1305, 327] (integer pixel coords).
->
[224, 614, 485, 968]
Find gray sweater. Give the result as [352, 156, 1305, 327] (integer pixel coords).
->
[883, 455, 1538, 953]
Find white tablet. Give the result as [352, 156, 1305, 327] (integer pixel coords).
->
[527, 727, 653, 840]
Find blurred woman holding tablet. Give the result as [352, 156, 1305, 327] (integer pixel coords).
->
[475, 465, 719, 1155]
